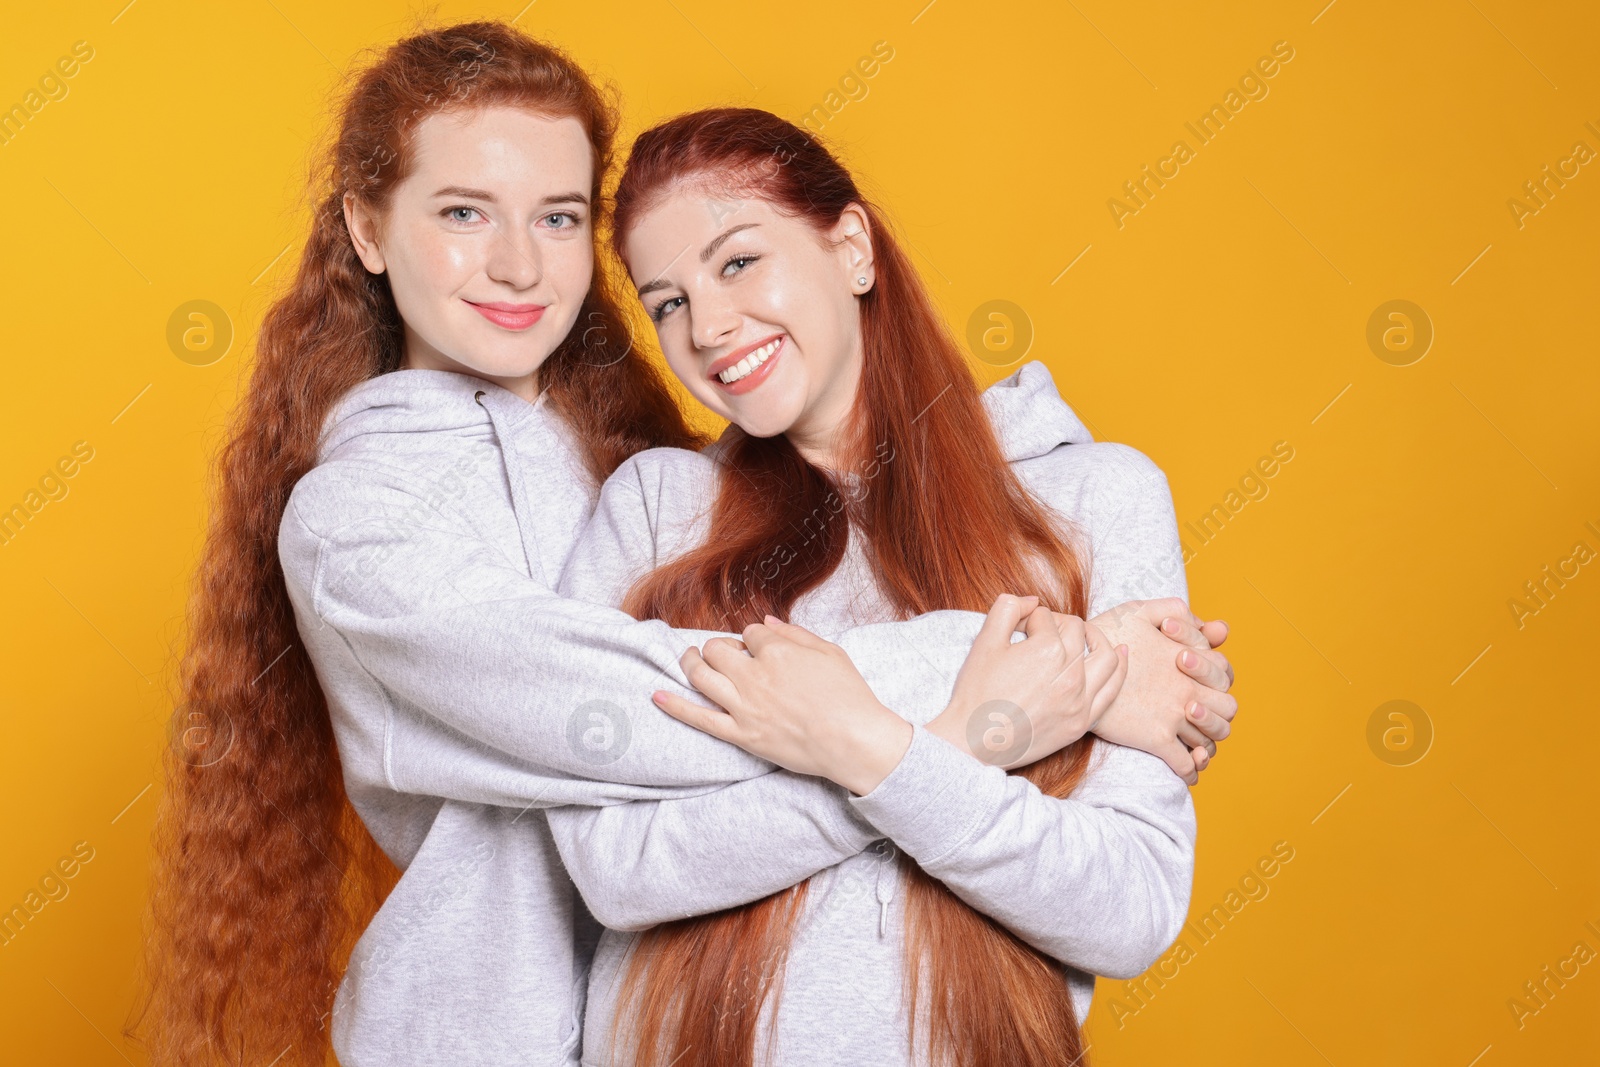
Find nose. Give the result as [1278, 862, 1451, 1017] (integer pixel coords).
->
[484, 219, 542, 290]
[689, 288, 740, 351]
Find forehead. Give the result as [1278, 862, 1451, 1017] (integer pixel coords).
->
[625, 185, 789, 277]
[406, 106, 592, 187]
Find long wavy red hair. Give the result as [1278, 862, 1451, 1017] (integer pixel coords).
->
[608, 108, 1098, 1067]
[127, 23, 705, 1067]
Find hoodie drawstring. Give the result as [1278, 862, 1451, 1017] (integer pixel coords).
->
[474, 390, 546, 584]
[871, 839, 897, 939]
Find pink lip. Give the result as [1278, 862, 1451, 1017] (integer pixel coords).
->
[709, 334, 785, 396]
[465, 300, 546, 331]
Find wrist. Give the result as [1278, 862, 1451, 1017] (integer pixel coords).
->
[924, 702, 964, 752]
[837, 704, 913, 796]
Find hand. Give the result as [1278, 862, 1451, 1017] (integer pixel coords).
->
[1088, 598, 1238, 785]
[924, 594, 1128, 769]
[1157, 610, 1234, 778]
[651, 616, 912, 796]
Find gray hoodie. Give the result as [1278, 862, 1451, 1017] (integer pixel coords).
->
[278, 370, 1008, 1066]
[548, 362, 1197, 1066]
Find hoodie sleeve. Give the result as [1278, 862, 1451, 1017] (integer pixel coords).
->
[279, 460, 771, 807]
[546, 448, 997, 927]
[279, 457, 989, 813]
[847, 442, 1197, 978]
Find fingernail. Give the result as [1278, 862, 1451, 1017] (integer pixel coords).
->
[1182, 651, 1198, 668]
[652, 691, 666, 704]
[1188, 703, 1204, 721]
[1162, 618, 1179, 634]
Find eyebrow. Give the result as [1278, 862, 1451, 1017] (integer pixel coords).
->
[430, 186, 590, 207]
[636, 223, 762, 298]
[700, 223, 759, 262]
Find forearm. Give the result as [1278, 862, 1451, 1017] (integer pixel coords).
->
[282, 481, 778, 810]
[850, 728, 1195, 977]
[547, 770, 877, 930]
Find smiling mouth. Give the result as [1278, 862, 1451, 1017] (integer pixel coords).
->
[465, 300, 546, 331]
[709, 335, 783, 385]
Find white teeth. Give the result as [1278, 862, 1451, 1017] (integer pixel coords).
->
[717, 338, 781, 384]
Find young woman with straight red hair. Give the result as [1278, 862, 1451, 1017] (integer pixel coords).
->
[130, 21, 1231, 1067]
[543, 108, 1239, 1067]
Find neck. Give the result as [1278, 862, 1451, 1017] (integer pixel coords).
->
[785, 345, 863, 472]
[401, 332, 540, 404]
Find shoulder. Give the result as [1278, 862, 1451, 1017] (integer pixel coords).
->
[579, 447, 720, 572]
[1012, 440, 1174, 528]
[1014, 442, 1187, 610]
[599, 447, 718, 525]
[283, 456, 470, 543]
[609, 446, 719, 494]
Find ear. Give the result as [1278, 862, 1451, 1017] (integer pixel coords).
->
[343, 193, 388, 275]
[829, 202, 875, 294]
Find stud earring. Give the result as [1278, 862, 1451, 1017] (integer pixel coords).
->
[857, 276, 868, 286]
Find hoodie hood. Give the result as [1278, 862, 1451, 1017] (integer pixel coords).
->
[981, 360, 1094, 462]
[315, 367, 548, 465]
[313, 367, 565, 583]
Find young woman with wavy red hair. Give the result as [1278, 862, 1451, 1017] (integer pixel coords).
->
[130, 21, 1232, 1067]
[543, 108, 1239, 1067]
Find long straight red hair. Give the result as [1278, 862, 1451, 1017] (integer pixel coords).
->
[609, 108, 1097, 1067]
[128, 23, 705, 1067]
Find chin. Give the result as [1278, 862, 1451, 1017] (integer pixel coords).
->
[728, 402, 804, 441]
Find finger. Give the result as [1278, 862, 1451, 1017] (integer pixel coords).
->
[651, 689, 740, 744]
[700, 636, 754, 674]
[1081, 617, 1107, 659]
[738, 622, 780, 655]
[1190, 745, 1211, 779]
[1176, 720, 1216, 753]
[973, 595, 1042, 654]
[1048, 612, 1087, 655]
[1185, 699, 1232, 744]
[759, 614, 833, 651]
[1199, 618, 1229, 649]
[1157, 739, 1198, 786]
[1082, 627, 1125, 715]
[1158, 614, 1210, 650]
[1190, 686, 1239, 725]
[1177, 647, 1234, 693]
[681, 647, 744, 710]
[1133, 597, 1191, 630]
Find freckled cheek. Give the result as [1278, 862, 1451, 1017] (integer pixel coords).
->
[759, 260, 835, 353]
[395, 232, 480, 300]
[659, 336, 717, 409]
[542, 240, 595, 297]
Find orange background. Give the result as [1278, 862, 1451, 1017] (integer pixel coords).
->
[1, 1, 1596, 1063]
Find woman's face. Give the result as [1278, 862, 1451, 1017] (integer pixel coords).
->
[624, 181, 875, 465]
[345, 106, 595, 401]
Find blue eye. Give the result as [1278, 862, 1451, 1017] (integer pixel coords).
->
[544, 211, 582, 229]
[443, 206, 481, 224]
[649, 296, 684, 323]
[722, 254, 758, 276]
